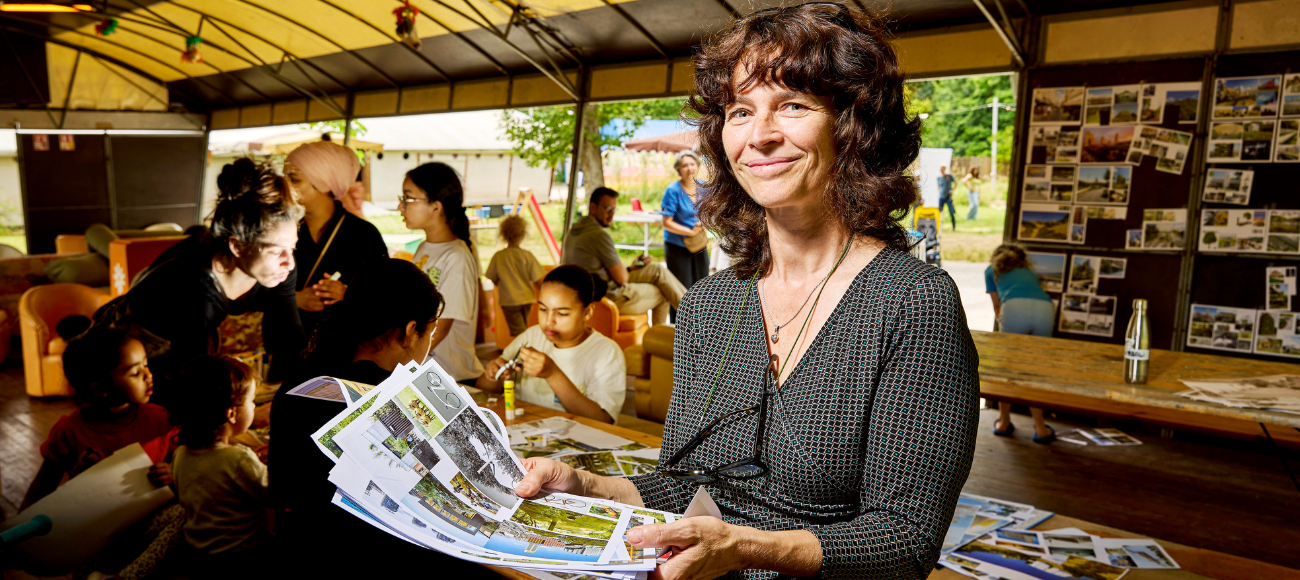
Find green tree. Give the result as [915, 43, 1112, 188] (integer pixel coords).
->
[908, 74, 1015, 164]
[298, 119, 368, 138]
[500, 98, 687, 191]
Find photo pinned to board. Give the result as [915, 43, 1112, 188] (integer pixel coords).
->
[1070, 206, 1087, 245]
[1187, 304, 1256, 353]
[1060, 293, 1118, 337]
[1018, 204, 1072, 243]
[1055, 128, 1082, 163]
[1268, 210, 1300, 254]
[1149, 127, 1193, 174]
[1066, 255, 1100, 293]
[1276, 118, 1299, 162]
[1098, 257, 1127, 278]
[1164, 82, 1202, 124]
[1074, 165, 1131, 205]
[1031, 86, 1084, 124]
[1265, 267, 1296, 310]
[1202, 168, 1253, 205]
[1141, 209, 1187, 250]
[1022, 165, 1076, 202]
[1081, 125, 1136, 164]
[1084, 206, 1128, 221]
[1255, 309, 1300, 359]
[1199, 209, 1267, 253]
[1208, 119, 1276, 162]
[1213, 75, 1281, 119]
[1085, 85, 1139, 126]
[1126, 229, 1142, 249]
[1284, 73, 1300, 116]
[1027, 252, 1066, 293]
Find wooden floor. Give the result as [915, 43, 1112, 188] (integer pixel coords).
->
[3, 363, 1297, 571]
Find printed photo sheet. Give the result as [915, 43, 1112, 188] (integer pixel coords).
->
[1179, 374, 1300, 412]
[311, 358, 666, 572]
[1265, 267, 1296, 310]
[1201, 168, 1253, 205]
[1254, 310, 1300, 359]
[1187, 304, 1256, 353]
[1197, 209, 1300, 254]
[1140, 209, 1187, 251]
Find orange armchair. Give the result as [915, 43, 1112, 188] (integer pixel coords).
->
[20, 284, 112, 397]
[589, 298, 648, 350]
[626, 325, 674, 423]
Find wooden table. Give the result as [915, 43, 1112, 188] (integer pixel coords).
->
[973, 331, 1300, 446]
[477, 399, 1298, 580]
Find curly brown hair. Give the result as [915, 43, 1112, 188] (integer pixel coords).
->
[205, 157, 303, 261]
[690, 3, 921, 279]
[990, 244, 1030, 276]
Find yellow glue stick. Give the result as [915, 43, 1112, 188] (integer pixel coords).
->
[504, 379, 516, 420]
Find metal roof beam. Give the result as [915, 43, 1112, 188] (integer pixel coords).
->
[415, 9, 510, 77]
[598, 0, 668, 59]
[0, 28, 60, 126]
[712, 0, 741, 19]
[422, 0, 579, 99]
[971, 0, 1024, 67]
[58, 49, 82, 128]
[231, 0, 401, 88]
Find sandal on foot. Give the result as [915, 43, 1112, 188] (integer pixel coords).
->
[993, 422, 1015, 437]
[1032, 426, 1056, 444]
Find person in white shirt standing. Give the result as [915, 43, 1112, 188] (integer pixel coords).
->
[399, 162, 485, 383]
[478, 265, 626, 423]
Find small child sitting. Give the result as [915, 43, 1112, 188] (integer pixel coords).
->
[169, 356, 271, 578]
[24, 327, 175, 510]
[485, 215, 546, 336]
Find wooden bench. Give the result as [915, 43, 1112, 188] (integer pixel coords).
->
[975, 331, 1300, 450]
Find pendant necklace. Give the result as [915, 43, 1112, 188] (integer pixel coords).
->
[759, 238, 853, 344]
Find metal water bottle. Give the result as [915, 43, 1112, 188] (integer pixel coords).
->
[1124, 299, 1149, 384]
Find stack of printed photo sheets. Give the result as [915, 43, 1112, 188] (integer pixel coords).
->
[940, 495, 1179, 580]
[298, 359, 675, 577]
[507, 416, 661, 477]
[1178, 374, 1300, 415]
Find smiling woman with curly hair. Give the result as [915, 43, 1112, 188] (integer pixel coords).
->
[514, 5, 980, 579]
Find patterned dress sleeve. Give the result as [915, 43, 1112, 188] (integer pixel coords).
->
[806, 269, 980, 580]
[627, 289, 700, 514]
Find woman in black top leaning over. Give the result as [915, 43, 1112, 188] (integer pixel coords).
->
[103, 158, 305, 404]
[514, 5, 980, 580]
[270, 258, 483, 578]
[285, 141, 389, 335]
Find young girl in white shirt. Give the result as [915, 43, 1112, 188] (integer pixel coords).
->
[479, 265, 626, 423]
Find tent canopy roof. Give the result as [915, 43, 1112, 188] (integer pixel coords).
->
[0, 0, 1185, 118]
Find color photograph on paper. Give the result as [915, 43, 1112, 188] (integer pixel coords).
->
[288, 376, 345, 402]
[1081, 126, 1135, 163]
[1213, 76, 1281, 119]
[1024, 180, 1050, 201]
[1127, 230, 1142, 249]
[557, 452, 624, 477]
[1188, 304, 1256, 352]
[1067, 257, 1099, 293]
[511, 501, 619, 541]
[1070, 207, 1087, 245]
[1052, 166, 1076, 182]
[1074, 166, 1130, 205]
[1202, 168, 1252, 205]
[1165, 83, 1201, 124]
[316, 393, 379, 458]
[1027, 252, 1066, 293]
[1098, 258, 1127, 278]
[1019, 204, 1071, 242]
[484, 521, 608, 563]
[1031, 87, 1084, 124]
[1050, 182, 1074, 202]
[1276, 119, 1299, 162]
[954, 541, 1127, 580]
[434, 406, 527, 511]
[1142, 209, 1187, 250]
[1255, 310, 1300, 358]
[1026, 165, 1048, 180]
[403, 474, 498, 545]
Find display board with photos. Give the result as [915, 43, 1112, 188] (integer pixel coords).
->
[1016, 58, 1204, 251]
[1186, 253, 1300, 360]
[1019, 250, 1182, 350]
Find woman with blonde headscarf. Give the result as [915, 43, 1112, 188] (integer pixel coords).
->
[285, 140, 389, 334]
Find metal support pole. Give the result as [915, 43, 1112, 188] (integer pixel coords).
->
[343, 92, 355, 147]
[562, 71, 588, 242]
[990, 95, 999, 184]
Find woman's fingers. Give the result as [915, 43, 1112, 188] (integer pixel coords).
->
[627, 519, 701, 549]
[514, 457, 575, 498]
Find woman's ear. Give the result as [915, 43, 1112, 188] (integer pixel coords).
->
[404, 320, 420, 345]
[227, 238, 243, 259]
[430, 200, 443, 216]
[226, 405, 239, 425]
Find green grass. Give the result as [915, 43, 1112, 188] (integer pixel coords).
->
[0, 235, 26, 254]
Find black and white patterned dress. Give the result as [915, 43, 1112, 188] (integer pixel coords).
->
[629, 246, 980, 580]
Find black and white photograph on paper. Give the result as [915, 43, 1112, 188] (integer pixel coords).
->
[413, 367, 467, 422]
[434, 406, 527, 510]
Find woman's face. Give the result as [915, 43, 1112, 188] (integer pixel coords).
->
[537, 282, 592, 346]
[677, 156, 698, 181]
[721, 76, 837, 211]
[237, 220, 297, 287]
[399, 176, 442, 230]
[284, 161, 328, 205]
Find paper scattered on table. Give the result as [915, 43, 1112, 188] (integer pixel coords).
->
[942, 516, 1178, 579]
[0, 443, 175, 575]
[309, 357, 673, 575]
[942, 494, 1054, 556]
[1063, 428, 1142, 446]
[1178, 374, 1300, 413]
[506, 417, 659, 478]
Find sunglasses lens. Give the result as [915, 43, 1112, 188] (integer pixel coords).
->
[718, 462, 764, 478]
[664, 468, 716, 484]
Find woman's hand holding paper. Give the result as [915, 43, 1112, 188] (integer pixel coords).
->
[514, 457, 644, 507]
[628, 518, 824, 580]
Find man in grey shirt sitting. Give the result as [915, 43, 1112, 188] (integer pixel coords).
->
[562, 187, 686, 325]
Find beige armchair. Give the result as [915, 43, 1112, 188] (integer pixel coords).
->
[624, 325, 674, 423]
